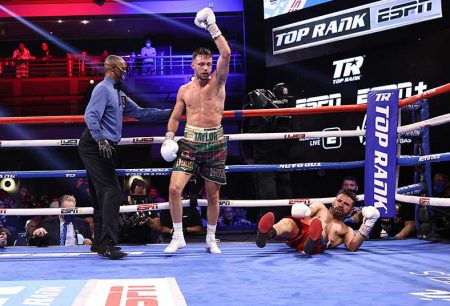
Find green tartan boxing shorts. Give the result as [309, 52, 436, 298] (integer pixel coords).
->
[173, 125, 227, 185]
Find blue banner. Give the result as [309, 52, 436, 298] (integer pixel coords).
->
[364, 89, 399, 218]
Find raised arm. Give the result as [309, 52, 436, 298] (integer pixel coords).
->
[213, 35, 231, 84]
[194, 7, 231, 84]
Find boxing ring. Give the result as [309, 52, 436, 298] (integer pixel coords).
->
[1, 83, 450, 305]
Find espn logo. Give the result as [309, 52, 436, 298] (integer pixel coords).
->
[332, 56, 364, 84]
[219, 200, 231, 206]
[296, 94, 341, 108]
[419, 197, 430, 205]
[137, 204, 159, 211]
[377, 0, 433, 23]
[61, 208, 79, 214]
[289, 199, 310, 205]
[106, 285, 158, 306]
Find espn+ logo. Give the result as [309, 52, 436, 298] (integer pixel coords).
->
[332, 56, 364, 84]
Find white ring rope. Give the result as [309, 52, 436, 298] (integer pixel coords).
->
[395, 194, 450, 207]
[397, 113, 450, 135]
[0, 198, 337, 216]
[2, 194, 449, 216]
[2, 112, 450, 148]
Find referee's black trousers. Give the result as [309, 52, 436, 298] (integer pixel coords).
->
[78, 128, 121, 245]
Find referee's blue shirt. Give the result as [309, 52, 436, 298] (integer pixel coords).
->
[84, 77, 171, 143]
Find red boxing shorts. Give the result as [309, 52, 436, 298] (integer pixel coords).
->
[284, 217, 327, 254]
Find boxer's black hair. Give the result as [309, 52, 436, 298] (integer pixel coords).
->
[337, 189, 357, 206]
[192, 47, 212, 61]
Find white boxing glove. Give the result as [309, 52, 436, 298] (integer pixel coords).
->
[160, 132, 178, 162]
[291, 203, 311, 219]
[194, 7, 222, 39]
[358, 206, 381, 237]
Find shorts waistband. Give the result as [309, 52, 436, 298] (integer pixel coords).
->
[184, 125, 224, 142]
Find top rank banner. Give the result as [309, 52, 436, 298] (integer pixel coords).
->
[272, 0, 442, 54]
[364, 89, 399, 218]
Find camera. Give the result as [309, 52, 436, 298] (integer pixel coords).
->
[247, 89, 289, 109]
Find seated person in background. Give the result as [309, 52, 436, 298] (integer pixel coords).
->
[218, 207, 253, 229]
[431, 172, 450, 239]
[119, 178, 161, 244]
[140, 39, 156, 75]
[84, 216, 95, 240]
[339, 176, 363, 230]
[256, 190, 380, 254]
[149, 187, 166, 203]
[73, 177, 91, 208]
[353, 202, 416, 239]
[30, 195, 92, 246]
[49, 198, 59, 208]
[0, 226, 11, 248]
[159, 177, 203, 238]
[0, 232, 7, 248]
[14, 218, 40, 246]
[380, 202, 416, 239]
[432, 172, 449, 197]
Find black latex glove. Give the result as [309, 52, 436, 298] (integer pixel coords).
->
[98, 140, 113, 159]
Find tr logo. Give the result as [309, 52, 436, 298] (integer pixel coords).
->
[332, 56, 364, 84]
[375, 93, 392, 101]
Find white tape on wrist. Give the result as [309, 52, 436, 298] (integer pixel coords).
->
[208, 23, 222, 39]
[165, 132, 175, 140]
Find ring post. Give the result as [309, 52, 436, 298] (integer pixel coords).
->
[364, 89, 399, 218]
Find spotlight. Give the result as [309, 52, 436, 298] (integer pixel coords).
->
[94, 0, 106, 6]
[0, 178, 16, 192]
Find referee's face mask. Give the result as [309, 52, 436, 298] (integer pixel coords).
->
[114, 64, 127, 83]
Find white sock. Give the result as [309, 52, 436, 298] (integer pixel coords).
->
[206, 224, 216, 239]
[173, 222, 183, 237]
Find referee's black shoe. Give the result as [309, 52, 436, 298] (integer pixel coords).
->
[97, 242, 127, 260]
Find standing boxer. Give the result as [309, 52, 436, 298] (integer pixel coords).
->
[78, 55, 171, 259]
[256, 190, 380, 254]
[161, 7, 231, 254]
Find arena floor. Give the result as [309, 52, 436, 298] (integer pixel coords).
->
[1, 239, 449, 305]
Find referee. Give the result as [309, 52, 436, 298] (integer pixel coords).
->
[78, 55, 171, 259]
